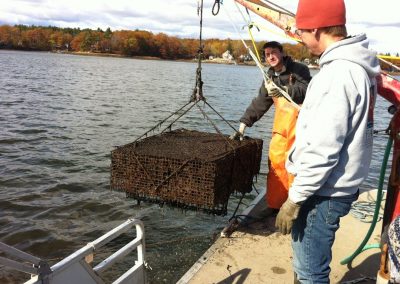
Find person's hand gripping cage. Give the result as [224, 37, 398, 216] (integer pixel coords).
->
[229, 122, 246, 141]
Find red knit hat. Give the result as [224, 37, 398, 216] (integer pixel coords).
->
[296, 0, 346, 29]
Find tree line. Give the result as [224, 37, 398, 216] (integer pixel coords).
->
[0, 24, 398, 68]
[0, 24, 314, 62]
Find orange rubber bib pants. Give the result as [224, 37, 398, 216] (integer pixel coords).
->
[266, 96, 299, 209]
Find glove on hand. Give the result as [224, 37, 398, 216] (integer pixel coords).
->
[275, 198, 301, 235]
[265, 79, 288, 98]
[289, 73, 296, 85]
[229, 122, 246, 141]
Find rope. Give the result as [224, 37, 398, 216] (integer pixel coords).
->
[204, 101, 237, 132]
[132, 101, 193, 143]
[153, 159, 193, 191]
[191, 0, 205, 103]
[252, 183, 259, 195]
[160, 101, 198, 133]
[238, 4, 261, 62]
[196, 104, 235, 151]
[247, 25, 262, 62]
[229, 192, 246, 222]
[350, 201, 384, 223]
[212, 0, 223, 16]
[130, 150, 158, 189]
[117, 98, 200, 192]
[378, 56, 400, 73]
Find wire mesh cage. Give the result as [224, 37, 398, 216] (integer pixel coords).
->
[111, 129, 263, 215]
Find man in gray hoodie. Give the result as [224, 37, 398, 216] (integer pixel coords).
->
[274, 0, 381, 282]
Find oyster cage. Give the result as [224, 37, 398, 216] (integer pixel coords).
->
[110, 129, 263, 215]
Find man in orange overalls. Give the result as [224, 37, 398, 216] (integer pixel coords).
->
[231, 41, 311, 216]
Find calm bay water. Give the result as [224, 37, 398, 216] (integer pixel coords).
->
[0, 50, 394, 283]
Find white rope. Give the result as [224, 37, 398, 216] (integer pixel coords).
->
[233, 0, 250, 24]
[222, 1, 300, 110]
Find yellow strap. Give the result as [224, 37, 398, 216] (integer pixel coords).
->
[248, 26, 261, 62]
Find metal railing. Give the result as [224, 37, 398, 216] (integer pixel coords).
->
[1, 218, 146, 284]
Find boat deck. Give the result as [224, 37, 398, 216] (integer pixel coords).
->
[179, 189, 382, 284]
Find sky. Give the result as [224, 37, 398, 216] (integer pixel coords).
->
[1, 0, 399, 55]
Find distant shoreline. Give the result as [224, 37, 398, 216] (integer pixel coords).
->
[59, 51, 319, 69]
[2, 49, 398, 74]
[65, 51, 258, 66]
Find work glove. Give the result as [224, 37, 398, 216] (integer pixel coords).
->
[229, 122, 246, 141]
[275, 198, 301, 235]
[289, 73, 296, 85]
[265, 79, 288, 98]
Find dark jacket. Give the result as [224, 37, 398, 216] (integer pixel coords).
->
[240, 56, 311, 127]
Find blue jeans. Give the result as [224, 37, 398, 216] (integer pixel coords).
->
[292, 192, 358, 283]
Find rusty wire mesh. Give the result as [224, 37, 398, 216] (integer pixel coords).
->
[111, 129, 263, 215]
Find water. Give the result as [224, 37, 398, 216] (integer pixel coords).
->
[0, 50, 394, 283]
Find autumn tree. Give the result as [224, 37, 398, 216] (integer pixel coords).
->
[231, 40, 248, 60]
[180, 39, 198, 59]
[0, 25, 15, 48]
[48, 31, 64, 49]
[110, 30, 139, 56]
[134, 30, 156, 56]
[21, 28, 51, 50]
[154, 33, 182, 59]
[70, 31, 85, 51]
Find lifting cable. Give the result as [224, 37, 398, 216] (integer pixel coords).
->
[191, 0, 238, 138]
[191, 0, 206, 103]
[121, 0, 258, 217]
[132, 0, 235, 144]
[131, 101, 195, 144]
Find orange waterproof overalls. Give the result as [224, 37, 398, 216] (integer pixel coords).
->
[266, 96, 300, 209]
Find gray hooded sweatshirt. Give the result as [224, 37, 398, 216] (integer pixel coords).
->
[286, 34, 381, 203]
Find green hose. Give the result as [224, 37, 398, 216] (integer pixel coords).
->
[340, 136, 393, 265]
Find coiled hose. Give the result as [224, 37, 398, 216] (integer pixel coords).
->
[340, 135, 393, 265]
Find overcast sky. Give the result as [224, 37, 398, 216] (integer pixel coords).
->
[1, 0, 399, 55]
